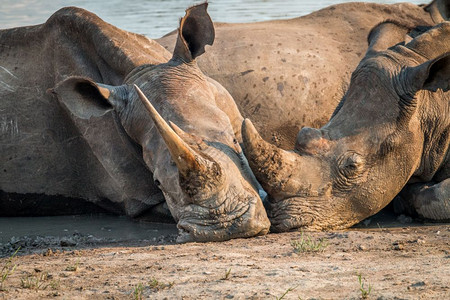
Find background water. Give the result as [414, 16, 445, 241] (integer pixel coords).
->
[1, 0, 426, 38]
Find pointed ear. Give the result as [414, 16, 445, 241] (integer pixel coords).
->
[50, 77, 130, 118]
[405, 53, 450, 93]
[172, 3, 215, 62]
[366, 21, 412, 56]
[50, 77, 162, 216]
[424, 0, 450, 22]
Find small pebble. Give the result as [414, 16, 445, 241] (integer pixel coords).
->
[411, 281, 426, 287]
[60, 238, 77, 247]
[43, 248, 54, 256]
[392, 242, 404, 251]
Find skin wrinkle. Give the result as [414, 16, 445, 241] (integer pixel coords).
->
[331, 156, 365, 193]
[0, 66, 18, 79]
[178, 149, 252, 212]
[177, 196, 255, 240]
[268, 195, 344, 230]
[414, 93, 449, 181]
[344, 59, 420, 163]
[180, 193, 250, 225]
[0, 81, 15, 92]
[383, 50, 448, 183]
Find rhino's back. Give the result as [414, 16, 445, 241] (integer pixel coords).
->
[158, 2, 433, 149]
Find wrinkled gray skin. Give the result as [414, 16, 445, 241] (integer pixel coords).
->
[0, 4, 270, 242]
[158, 0, 446, 150]
[243, 20, 450, 232]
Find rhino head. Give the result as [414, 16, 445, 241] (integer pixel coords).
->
[243, 21, 450, 232]
[53, 3, 270, 242]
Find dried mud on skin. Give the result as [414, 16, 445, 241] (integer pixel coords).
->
[0, 226, 449, 300]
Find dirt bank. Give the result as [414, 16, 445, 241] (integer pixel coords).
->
[0, 219, 448, 299]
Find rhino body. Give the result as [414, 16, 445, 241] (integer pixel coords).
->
[243, 20, 450, 232]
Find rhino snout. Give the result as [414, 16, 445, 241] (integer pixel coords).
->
[175, 195, 270, 243]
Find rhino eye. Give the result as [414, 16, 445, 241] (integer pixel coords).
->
[154, 179, 161, 187]
[338, 152, 364, 178]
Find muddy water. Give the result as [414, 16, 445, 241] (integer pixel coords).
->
[0, 215, 177, 243]
[0, 0, 426, 245]
[0, 215, 178, 256]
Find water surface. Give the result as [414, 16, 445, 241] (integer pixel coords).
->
[1, 0, 426, 38]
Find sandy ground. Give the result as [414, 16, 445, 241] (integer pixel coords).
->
[0, 219, 449, 300]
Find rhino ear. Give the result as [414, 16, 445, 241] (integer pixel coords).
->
[424, 0, 450, 22]
[406, 53, 450, 93]
[51, 77, 130, 118]
[172, 3, 215, 62]
[366, 21, 412, 56]
[423, 54, 450, 92]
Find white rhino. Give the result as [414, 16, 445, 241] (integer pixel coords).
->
[242, 20, 450, 232]
[0, 4, 270, 242]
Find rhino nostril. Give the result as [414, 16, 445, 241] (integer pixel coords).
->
[179, 226, 189, 233]
[177, 225, 191, 237]
[176, 225, 195, 243]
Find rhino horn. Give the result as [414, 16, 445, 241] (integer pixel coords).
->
[243, 119, 327, 199]
[241, 119, 287, 192]
[134, 85, 208, 177]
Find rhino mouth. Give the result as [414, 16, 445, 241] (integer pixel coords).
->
[176, 219, 269, 243]
[266, 195, 323, 232]
[176, 225, 195, 243]
[175, 195, 270, 243]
